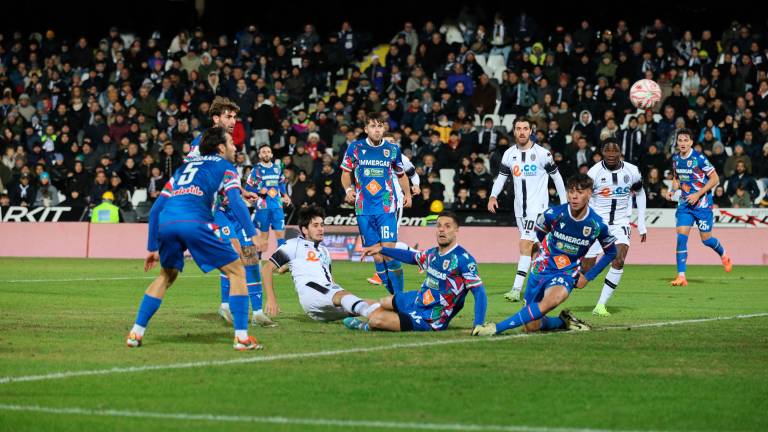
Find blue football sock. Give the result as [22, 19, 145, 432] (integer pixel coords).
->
[676, 233, 689, 274]
[374, 261, 392, 294]
[496, 303, 544, 334]
[229, 295, 250, 332]
[386, 260, 404, 293]
[540, 316, 565, 331]
[246, 264, 263, 311]
[134, 294, 162, 327]
[702, 237, 724, 256]
[277, 238, 286, 248]
[220, 273, 230, 304]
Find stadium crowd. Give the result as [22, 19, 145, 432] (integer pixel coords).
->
[1, 15, 768, 218]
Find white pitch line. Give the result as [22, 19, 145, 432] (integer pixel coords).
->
[0, 403, 659, 432]
[1, 313, 766, 386]
[1, 275, 212, 283]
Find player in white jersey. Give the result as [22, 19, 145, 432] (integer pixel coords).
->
[582, 139, 647, 316]
[488, 117, 567, 302]
[261, 206, 379, 322]
[367, 132, 421, 285]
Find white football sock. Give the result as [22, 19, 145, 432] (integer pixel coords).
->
[396, 241, 418, 252]
[340, 294, 369, 316]
[513, 255, 532, 291]
[130, 324, 146, 337]
[598, 267, 624, 305]
[235, 330, 249, 340]
[221, 302, 229, 309]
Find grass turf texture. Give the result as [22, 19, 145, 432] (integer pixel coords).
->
[0, 257, 766, 432]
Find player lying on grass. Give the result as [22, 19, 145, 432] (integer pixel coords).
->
[126, 127, 262, 351]
[260, 206, 380, 322]
[344, 211, 488, 333]
[474, 174, 617, 336]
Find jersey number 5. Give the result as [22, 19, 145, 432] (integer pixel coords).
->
[177, 162, 203, 185]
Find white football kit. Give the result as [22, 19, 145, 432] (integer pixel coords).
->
[392, 154, 419, 227]
[269, 237, 349, 321]
[490, 143, 567, 241]
[585, 161, 647, 257]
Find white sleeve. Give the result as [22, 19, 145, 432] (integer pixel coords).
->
[632, 167, 647, 234]
[269, 240, 295, 267]
[402, 155, 420, 186]
[490, 150, 512, 198]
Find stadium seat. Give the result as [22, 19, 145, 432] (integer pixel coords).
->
[475, 54, 492, 76]
[486, 55, 506, 82]
[501, 114, 516, 132]
[131, 189, 148, 209]
[483, 114, 501, 128]
[439, 168, 456, 203]
[474, 114, 482, 127]
[134, 201, 153, 222]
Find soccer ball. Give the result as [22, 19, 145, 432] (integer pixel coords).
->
[629, 79, 662, 109]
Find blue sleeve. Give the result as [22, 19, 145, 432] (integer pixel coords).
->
[226, 187, 257, 238]
[585, 242, 617, 281]
[534, 210, 552, 242]
[379, 247, 418, 265]
[147, 195, 168, 252]
[471, 286, 488, 327]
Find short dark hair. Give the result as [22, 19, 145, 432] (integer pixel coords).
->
[437, 210, 460, 226]
[513, 116, 532, 129]
[209, 96, 240, 119]
[601, 138, 620, 150]
[566, 173, 594, 190]
[298, 205, 326, 232]
[364, 112, 384, 126]
[199, 127, 227, 155]
[676, 128, 694, 140]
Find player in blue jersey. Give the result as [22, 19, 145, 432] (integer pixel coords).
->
[247, 145, 291, 250]
[474, 174, 618, 336]
[340, 114, 411, 295]
[126, 127, 262, 351]
[343, 211, 488, 333]
[665, 129, 732, 287]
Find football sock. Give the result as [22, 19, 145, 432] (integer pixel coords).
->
[277, 238, 286, 248]
[495, 303, 544, 334]
[702, 237, 724, 256]
[229, 295, 250, 338]
[598, 267, 623, 305]
[513, 255, 531, 291]
[220, 273, 230, 305]
[386, 260, 404, 293]
[540, 316, 566, 331]
[132, 294, 162, 336]
[340, 294, 370, 316]
[374, 261, 392, 294]
[246, 264, 262, 311]
[676, 233, 688, 274]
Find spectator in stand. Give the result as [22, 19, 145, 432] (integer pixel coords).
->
[730, 185, 753, 208]
[34, 172, 60, 207]
[726, 161, 760, 202]
[9, 173, 36, 207]
[452, 187, 472, 211]
[713, 186, 732, 208]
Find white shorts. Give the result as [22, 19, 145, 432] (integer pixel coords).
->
[297, 282, 349, 322]
[585, 224, 630, 258]
[516, 216, 539, 242]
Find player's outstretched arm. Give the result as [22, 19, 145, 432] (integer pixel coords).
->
[470, 285, 488, 330]
[550, 170, 568, 204]
[584, 242, 618, 283]
[378, 247, 418, 265]
[261, 260, 281, 317]
[226, 187, 257, 238]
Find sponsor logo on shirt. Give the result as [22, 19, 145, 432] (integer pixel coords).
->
[363, 168, 386, 177]
[172, 185, 204, 196]
[365, 179, 382, 195]
[512, 164, 538, 177]
[554, 254, 571, 269]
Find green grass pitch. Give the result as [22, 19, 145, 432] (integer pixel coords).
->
[0, 257, 766, 431]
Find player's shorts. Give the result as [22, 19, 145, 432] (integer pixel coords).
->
[297, 282, 349, 321]
[585, 224, 630, 258]
[391, 290, 441, 332]
[357, 213, 398, 247]
[676, 206, 713, 233]
[214, 209, 255, 247]
[524, 271, 576, 306]
[254, 207, 285, 232]
[158, 221, 239, 273]
[516, 215, 539, 242]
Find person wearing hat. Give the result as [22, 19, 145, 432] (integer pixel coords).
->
[17, 93, 36, 122]
[90, 190, 121, 223]
[9, 173, 36, 206]
[34, 172, 60, 207]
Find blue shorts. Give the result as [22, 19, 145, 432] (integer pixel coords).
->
[524, 271, 576, 305]
[676, 206, 713, 232]
[214, 210, 255, 247]
[357, 213, 398, 247]
[158, 221, 239, 273]
[392, 291, 439, 332]
[254, 208, 285, 232]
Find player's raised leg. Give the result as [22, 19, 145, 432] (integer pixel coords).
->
[696, 211, 732, 273]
